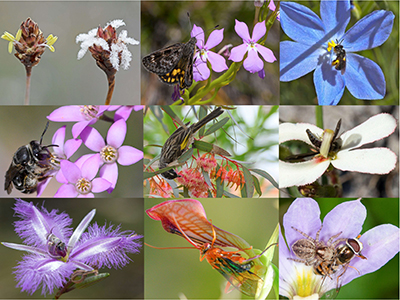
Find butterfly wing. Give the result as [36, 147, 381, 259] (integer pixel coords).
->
[142, 42, 184, 75]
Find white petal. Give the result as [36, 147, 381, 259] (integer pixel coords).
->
[279, 159, 331, 188]
[107, 19, 125, 29]
[332, 148, 397, 174]
[280, 122, 323, 145]
[340, 113, 397, 150]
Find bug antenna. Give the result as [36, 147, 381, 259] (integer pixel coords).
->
[187, 12, 192, 32]
[40, 121, 50, 144]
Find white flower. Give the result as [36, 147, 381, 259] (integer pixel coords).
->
[76, 19, 139, 71]
[279, 113, 397, 188]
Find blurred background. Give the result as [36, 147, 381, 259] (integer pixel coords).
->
[0, 2, 140, 105]
[279, 198, 399, 299]
[279, 106, 399, 198]
[0, 106, 143, 198]
[0, 198, 144, 298]
[141, 1, 279, 105]
[145, 198, 279, 299]
[280, 0, 399, 105]
[143, 105, 279, 198]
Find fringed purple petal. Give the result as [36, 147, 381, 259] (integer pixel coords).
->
[14, 254, 75, 296]
[13, 199, 72, 249]
[72, 222, 142, 269]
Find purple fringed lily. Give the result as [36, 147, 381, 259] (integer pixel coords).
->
[229, 20, 276, 73]
[55, 155, 111, 198]
[1, 199, 142, 296]
[191, 24, 228, 82]
[280, 198, 400, 299]
[47, 105, 119, 138]
[280, 0, 394, 105]
[80, 119, 143, 192]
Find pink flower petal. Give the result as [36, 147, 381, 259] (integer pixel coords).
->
[81, 154, 101, 180]
[243, 49, 264, 73]
[91, 177, 112, 193]
[61, 160, 81, 183]
[118, 146, 143, 166]
[47, 106, 86, 122]
[256, 44, 276, 63]
[207, 51, 228, 72]
[72, 120, 92, 139]
[107, 119, 126, 148]
[191, 24, 205, 48]
[193, 60, 210, 81]
[99, 163, 118, 189]
[115, 106, 134, 121]
[229, 43, 248, 62]
[81, 126, 105, 151]
[252, 21, 266, 41]
[36, 177, 53, 197]
[54, 183, 79, 198]
[78, 193, 95, 198]
[234, 19, 251, 42]
[64, 139, 82, 159]
[205, 28, 224, 49]
[52, 126, 66, 157]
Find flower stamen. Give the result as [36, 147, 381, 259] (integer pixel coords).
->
[75, 178, 92, 194]
[100, 145, 118, 163]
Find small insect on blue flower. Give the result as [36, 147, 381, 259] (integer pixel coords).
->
[280, 0, 395, 105]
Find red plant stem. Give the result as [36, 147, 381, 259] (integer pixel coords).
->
[105, 73, 115, 105]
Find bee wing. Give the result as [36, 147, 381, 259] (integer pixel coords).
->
[142, 43, 184, 75]
[4, 162, 24, 194]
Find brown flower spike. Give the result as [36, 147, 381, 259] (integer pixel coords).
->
[1, 18, 57, 104]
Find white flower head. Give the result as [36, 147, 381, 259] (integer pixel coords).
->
[279, 113, 398, 188]
[75, 19, 139, 71]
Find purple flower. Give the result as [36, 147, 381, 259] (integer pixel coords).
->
[47, 105, 118, 138]
[229, 20, 276, 73]
[191, 24, 228, 81]
[55, 155, 111, 198]
[1, 199, 142, 296]
[80, 119, 143, 192]
[114, 105, 143, 121]
[280, 198, 399, 298]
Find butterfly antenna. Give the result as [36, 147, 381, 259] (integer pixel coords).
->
[187, 12, 192, 32]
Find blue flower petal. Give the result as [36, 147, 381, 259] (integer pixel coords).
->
[281, 2, 325, 45]
[280, 41, 324, 81]
[314, 60, 345, 105]
[320, 0, 351, 39]
[343, 10, 395, 52]
[344, 53, 385, 99]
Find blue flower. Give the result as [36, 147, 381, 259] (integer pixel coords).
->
[280, 0, 394, 105]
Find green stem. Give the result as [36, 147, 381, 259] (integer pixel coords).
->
[315, 106, 324, 128]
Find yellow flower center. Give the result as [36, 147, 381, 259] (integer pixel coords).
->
[100, 145, 118, 163]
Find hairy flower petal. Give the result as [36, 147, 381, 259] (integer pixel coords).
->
[13, 199, 72, 248]
[67, 209, 96, 250]
[72, 223, 142, 269]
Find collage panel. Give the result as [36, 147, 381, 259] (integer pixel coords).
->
[280, 0, 399, 105]
[143, 105, 279, 198]
[145, 198, 279, 299]
[279, 106, 399, 198]
[0, 106, 143, 198]
[0, 1, 140, 105]
[279, 197, 399, 299]
[141, 1, 279, 105]
[0, 198, 144, 298]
